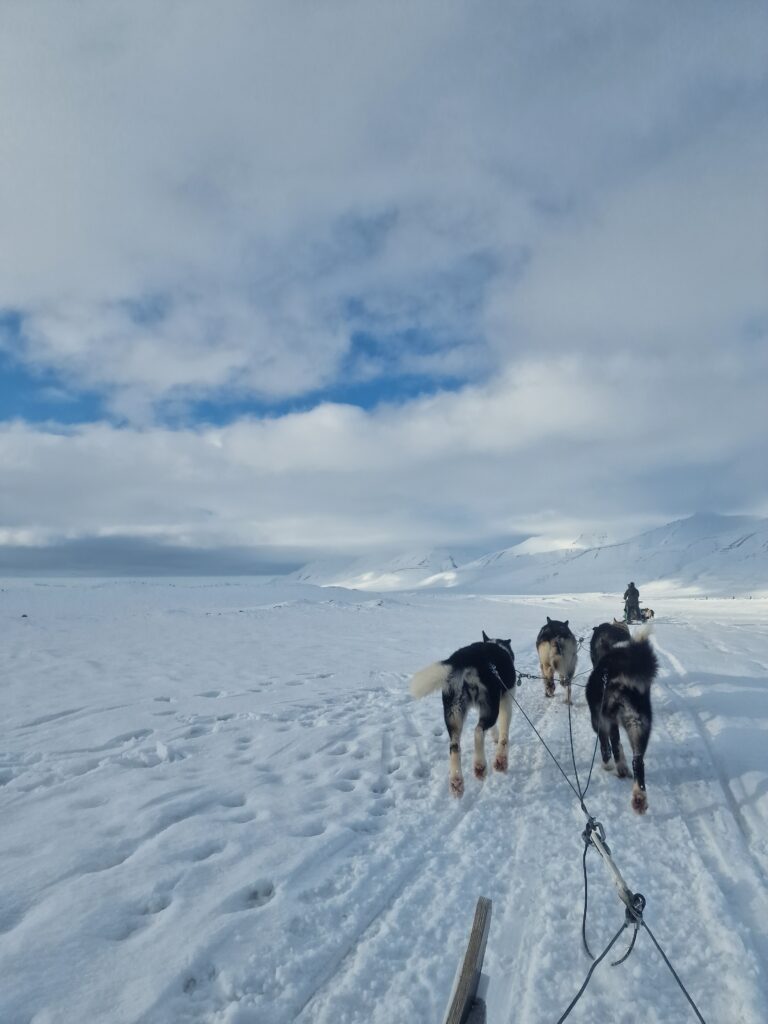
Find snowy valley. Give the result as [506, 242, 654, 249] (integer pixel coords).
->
[2, 569, 767, 1023]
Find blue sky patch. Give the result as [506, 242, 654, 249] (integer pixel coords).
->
[0, 348, 105, 424]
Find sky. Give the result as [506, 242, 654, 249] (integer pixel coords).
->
[1, 0, 767, 573]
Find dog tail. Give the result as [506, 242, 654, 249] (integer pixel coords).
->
[632, 622, 654, 643]
[625, 630, 658, 681]
[410, 661, 451, 699]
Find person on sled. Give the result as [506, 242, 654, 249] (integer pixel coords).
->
[624, 581, 641, 623]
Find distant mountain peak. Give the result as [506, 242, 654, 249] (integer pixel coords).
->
[294, 514, 768, 596]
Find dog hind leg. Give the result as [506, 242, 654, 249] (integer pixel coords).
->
[589, 701, 613, 770]
[473, 694, 499, 779]
[493, 691, 513, 772]
[540, 657, 555, 698]
[623, 713, 651, 814]
[473, 722, 487, 779]
[561, 674, 573, 705]
[443, 691, 467, 797]
[598, 727, 613, 770]
[610, 723, 629, 777]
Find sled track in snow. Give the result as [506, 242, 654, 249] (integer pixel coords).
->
[295, 679, 582, 1024]
[652, 638, 768, 1001]
[654, 636, 768, 883]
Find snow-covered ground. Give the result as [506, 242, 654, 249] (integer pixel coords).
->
[2, 578, 767, 1023]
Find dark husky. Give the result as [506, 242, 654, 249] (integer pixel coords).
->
[586, 626, 658, 814]
[536, 617, 578, 703]
[409, 631, 516, 797]
[589, 619, 630, 667]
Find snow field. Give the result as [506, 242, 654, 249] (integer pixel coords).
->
[1, 580, 767, 1022]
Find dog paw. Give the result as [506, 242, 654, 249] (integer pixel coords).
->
[544, 687, 555, 698]
[493, 755, 508, 773]
[473, 763, 487, 780]
[450, 776, 464, 798]
[631, 787, 648, 814]
[616, 762, 630, 778]
[601, 759, 614, 772]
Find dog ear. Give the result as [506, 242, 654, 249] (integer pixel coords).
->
[546, 616, 551, 624]
[506, 638, 511, 646]
[482, 629, 490, 642]
[564, 620, 569, 628]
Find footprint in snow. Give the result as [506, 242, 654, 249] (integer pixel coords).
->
[221, 880, 275, 913]
[183, 965, 218, 995]
[141, 890, 174, 916]
[183, 724, 211, 739]
[185, 840, 226, 862]
[369, 797, 394, 816]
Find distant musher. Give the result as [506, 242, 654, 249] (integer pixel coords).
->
[624, 581, 641, 623]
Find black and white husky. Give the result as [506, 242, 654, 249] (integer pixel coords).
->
[409, 631, 516, 797]
[586, 625, 658, 814]
[536, 617, 578, 704]
[589, 619, 630, 667]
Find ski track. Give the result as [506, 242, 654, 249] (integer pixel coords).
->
[1, 582, 767, 1023]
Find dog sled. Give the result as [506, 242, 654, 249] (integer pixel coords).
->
[624, 603, 654, 624]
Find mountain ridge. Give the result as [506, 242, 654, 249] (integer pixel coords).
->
[294, 513, 768, 595]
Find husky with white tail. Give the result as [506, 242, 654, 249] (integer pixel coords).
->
[586, 624, 658, 814]
[410, 631, 516, 797]
[536, 617, 578, 704]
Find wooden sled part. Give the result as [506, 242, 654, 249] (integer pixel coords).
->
[442, 896, 492, 1024]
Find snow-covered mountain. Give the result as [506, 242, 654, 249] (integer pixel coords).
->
[293, 548, 460, 591]
[295, 514, 768, 595]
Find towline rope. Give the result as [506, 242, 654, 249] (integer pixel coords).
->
[485, 659, 708, 1022]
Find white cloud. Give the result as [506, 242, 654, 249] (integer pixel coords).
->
[1, 348, 765, 554]
[492, 120, 768, 354]
[0, 1, 766, 553]
[2, 1, 766, 412]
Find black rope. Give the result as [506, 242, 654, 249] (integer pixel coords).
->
[570, 674, 605, 805]
[579, 731, 601, 801]
[555, 920, 628, 1024]
[642, 921, 708, 1023]
[571, 678, 609, 960]
[498, 660, 709, 1023]
[491, 662, 588, 813]
[580, 841, 594, 959]
[509, 691, 588, 813]
[567, 701, 587, 799]
[612, 922, 639, 966]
